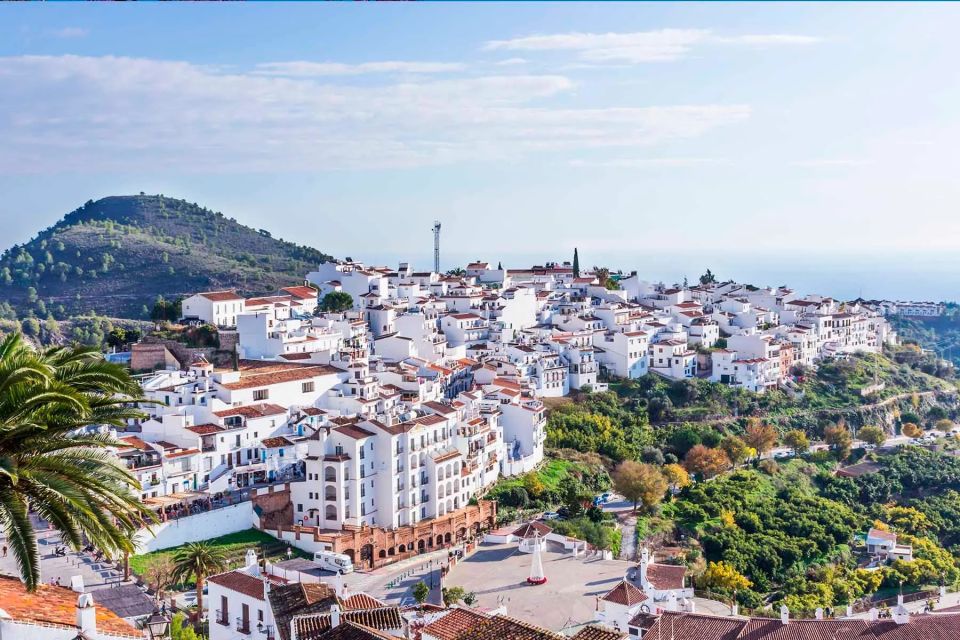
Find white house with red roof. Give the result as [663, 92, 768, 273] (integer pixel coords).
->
[182, 290, 245, 328]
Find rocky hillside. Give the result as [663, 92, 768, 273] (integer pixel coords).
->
[0, 195, 333, 319]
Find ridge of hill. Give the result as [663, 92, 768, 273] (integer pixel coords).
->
[0, 195, 333, 319]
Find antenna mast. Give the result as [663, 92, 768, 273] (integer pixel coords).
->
[432, 221, 441, 273]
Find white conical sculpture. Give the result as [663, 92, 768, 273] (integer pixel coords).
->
[333, 568, 346, 598]
[527, 531, 547, 585]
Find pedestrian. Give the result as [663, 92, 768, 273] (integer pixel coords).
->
[1, 545, 6, 558]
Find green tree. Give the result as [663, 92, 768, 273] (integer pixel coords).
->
[319, 291, 354, 313]
[859, 425, 886, 447]
[683, 445, 731, 480]
[170, 613, 199, 640]
[744, 421, 778, 458]
[783, 430, 810, 455]
[442, 585, 467, 606]
[699, 269, 718, 286]
[0, 333, 150, 590]
[612, 460, 668, 513]
[171, 542, 228, 615]
[412, 580, 430, 605]
[825, 423, 854, 459]
[107, 327, 127, 349]
[572, 248, 580, 278]
[720, 435, 750, 466]
[699, 561, 752, 591]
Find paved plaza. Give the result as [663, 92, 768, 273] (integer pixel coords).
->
[443, 541, 634, 630]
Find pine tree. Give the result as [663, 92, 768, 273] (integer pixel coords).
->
[573, 247, 580, 277]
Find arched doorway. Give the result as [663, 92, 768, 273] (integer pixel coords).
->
[457, 527, 467, 541]
[436, 535, 444, 546]
[444, 532, 452, 544]
[360, 544, 374, 569]
[378, 550, 386, 559]
[418, 539, 426, 551]
[342, 548, 356, 565]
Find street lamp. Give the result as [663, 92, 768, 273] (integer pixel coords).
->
[145, 610, 171, 640]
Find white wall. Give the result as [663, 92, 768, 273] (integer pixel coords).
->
[135, 502, 257, 553]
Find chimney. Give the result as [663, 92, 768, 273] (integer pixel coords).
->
[246, 549, 260, 576]
[639, 548, 649, 585]
[815, 608, 823, 620]
[780, 605, 789, 625]
[868, 607, 878, 622]
[76, 593, 97, 637]
[893, 605, 910, 625]
[330, 604, 341, 629]
[845, 604, 853, 618]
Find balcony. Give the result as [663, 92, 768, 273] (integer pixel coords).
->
[236, 618, 251, 635]
[215, 610, 229, 626]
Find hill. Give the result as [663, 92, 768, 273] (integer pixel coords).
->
[0, 195, 333, 320]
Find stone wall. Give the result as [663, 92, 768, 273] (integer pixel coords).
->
[130, 343, 179, 372]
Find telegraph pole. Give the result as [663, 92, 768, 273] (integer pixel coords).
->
[432, 221, 441, 273]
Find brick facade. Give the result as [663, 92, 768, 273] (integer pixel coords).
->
[254, 486, 496, 570]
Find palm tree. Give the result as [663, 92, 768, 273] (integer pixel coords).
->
[171, 542, 228, 617]
[0, 333, 152, 590]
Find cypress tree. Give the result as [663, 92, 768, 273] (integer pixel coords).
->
[573, 247, 580, 277]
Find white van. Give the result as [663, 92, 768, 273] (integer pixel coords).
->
[313, 550, 354, 574]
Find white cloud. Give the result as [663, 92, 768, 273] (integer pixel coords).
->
[253, 60, 465, 77]
[792, 158, 869, 168]
[570, 157, 724, 168]
[484, 29, 819, 64]
[495, 58, 529, 66]
[0, 54, 750, 173]
[49, 27, 89, 38]
[716, 34, 821, 46]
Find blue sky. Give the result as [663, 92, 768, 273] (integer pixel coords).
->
[2, 3, 960, 273]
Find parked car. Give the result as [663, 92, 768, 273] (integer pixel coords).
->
[541, 512, 560, 521]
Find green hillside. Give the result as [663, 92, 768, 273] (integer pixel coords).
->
[0, 195, 333, 320]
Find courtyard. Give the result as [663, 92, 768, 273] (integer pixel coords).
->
[443, 541, 635, 630]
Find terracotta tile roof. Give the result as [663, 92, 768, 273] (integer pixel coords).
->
[185, 424, 223, 435]
[199, 290, 243, 302]
[600, 580, 648, 607]
[453, 614, 563, 640]
[282, 286, 319, 300]
[645, 563, 686, 590]
[261, 436, 294, 448]
[117, 435, 153, 451]
[293, 607, 403, 640]
[738, 617, 869, 640]
[165, 448, 200, 459]
[511, 521, 552, 539]
[341, 594, 387, 610]
[0, 575, 141, 637]
[868, 528, 898, 542]
[269, 583, 340, 640]
[207, 570, 266, 601]
[638, 612, 745, 640]
[218, 361, 340, 390]
[421, 608, 490, 640]
[570, 624, 626, 640]
[334, 424, 376, 440]
[311, 622, 395, 640]
[214, 403, 288, 419]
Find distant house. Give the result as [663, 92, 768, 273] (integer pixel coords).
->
[866, 527, 913, 562]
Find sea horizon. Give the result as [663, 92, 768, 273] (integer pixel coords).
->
[355, 249, 960, 304]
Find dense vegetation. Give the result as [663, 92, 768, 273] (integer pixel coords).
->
[503, 352, 960, 614]
[0, 194, 333, 320]
[889, 308, 960, 370]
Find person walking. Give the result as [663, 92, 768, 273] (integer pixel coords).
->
[2, 545, 7, 558]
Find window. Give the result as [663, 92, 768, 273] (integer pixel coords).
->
[253, 389, 269, 401]
[297, 503, 303, 512]
[302, 382, 315, 393]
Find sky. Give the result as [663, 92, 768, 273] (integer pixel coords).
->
[2, 3, 960, 295]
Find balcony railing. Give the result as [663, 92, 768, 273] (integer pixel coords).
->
[215, 610, 229, 626]
[236, 618, 251, 634]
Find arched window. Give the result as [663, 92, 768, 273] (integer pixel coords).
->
[325, 505, 337, 520]
[325, 486, 336, 501]
[324, 466, 337, 482]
